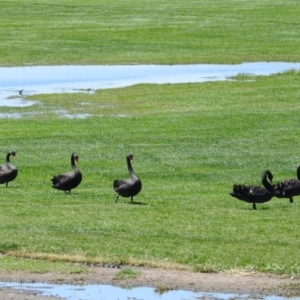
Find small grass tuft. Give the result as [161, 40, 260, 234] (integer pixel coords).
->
[155, 285, 172, 295]
[114, 269, 140, 280]
[0, 243, 19, 253]
[193, 264, 219, 274]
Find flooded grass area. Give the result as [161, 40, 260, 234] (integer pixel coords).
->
[1, 62, 300, 111]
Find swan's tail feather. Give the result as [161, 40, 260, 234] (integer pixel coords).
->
[113, 179, 120, 188]
[51, 176, 59, 185]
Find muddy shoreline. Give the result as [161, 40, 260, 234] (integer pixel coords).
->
[0, 266, 300, 299]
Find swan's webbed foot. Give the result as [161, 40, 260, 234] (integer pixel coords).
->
[290, 197, 294, 203]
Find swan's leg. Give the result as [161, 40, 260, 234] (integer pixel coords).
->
[289, 197, 294, 203]
[115, 194, 120, 203]
[5, 182, 8, 187]
[252, 202, 257, 210]
[131, 196, 133, 202]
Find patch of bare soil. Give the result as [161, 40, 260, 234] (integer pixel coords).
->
[0, 266, 299, 300]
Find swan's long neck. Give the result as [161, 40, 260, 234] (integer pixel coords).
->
[6, 152, 11, 163]
[71, 155, 78, 172]
[262, 170, 273, 191]
[296, 165, 300, 180]
[127, 156, 138, 180]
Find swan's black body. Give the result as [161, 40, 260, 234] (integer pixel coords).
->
[229, 170, 274, 210]
[113, 154, 142, 203]
[274, 165, 300, 203]
[0, 150, 18, 187]
[51, 153, 82, 194]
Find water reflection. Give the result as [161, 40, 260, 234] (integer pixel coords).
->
[0, 281, 297, 300]
[1, 62, 300, 107]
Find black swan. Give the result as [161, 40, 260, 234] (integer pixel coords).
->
[229, 170, 274, 210]
[51, 153, 82, 194]
[113, 154, 142, 203]
[0, 150, 18, 187]
[274, 165, 300, 203]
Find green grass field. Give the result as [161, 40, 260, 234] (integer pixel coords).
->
[0, 0, 300, 278]
[1, 0, 300, 65]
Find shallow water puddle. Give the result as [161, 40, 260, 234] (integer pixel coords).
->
[0, 96, 36, 107]
[0, 282, 297, 300]
[1, 62, 300, 109]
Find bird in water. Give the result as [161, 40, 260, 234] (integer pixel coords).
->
[229, 170, 274, 210]
[51, 153, 82, 194]
[113, 154, 142, 203]
[274, 165, 300, 203]
[0, 150, 18, 187]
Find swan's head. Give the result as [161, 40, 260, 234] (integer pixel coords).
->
[72, 153, 79, 164]
[127, 153, 134, 162]
[10, 150, 17, 158]
[263, 170, 273, 182]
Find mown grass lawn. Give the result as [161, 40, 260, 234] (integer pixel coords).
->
[0, 71, 300, 276]
[0, 0, 300, 278]
[1, 0, 300, 65]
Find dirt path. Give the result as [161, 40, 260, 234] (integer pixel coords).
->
[0, 266, 299, 299]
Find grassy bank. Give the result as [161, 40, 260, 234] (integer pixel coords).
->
[1, 0, 300, 65]
[0, 71, 300, 276]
